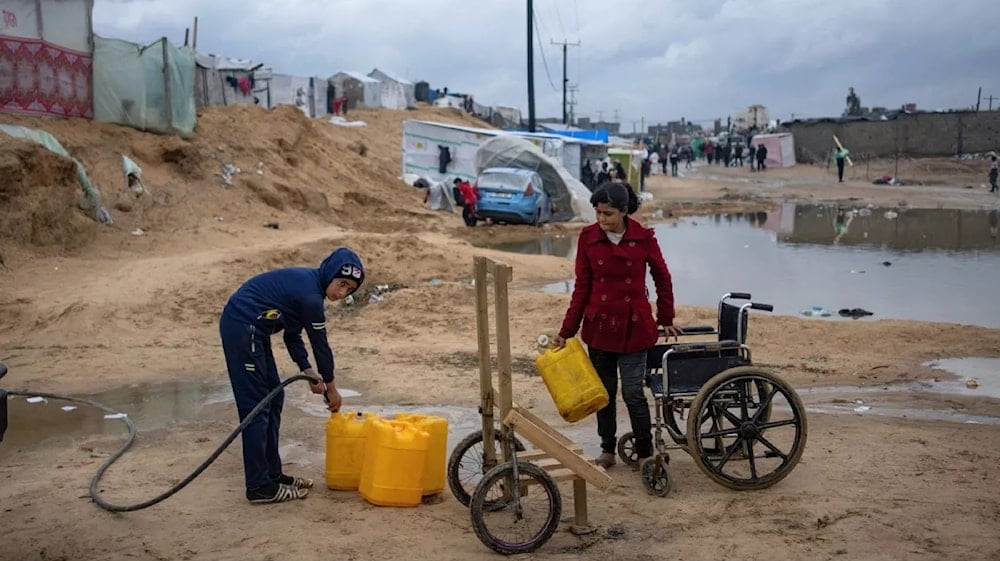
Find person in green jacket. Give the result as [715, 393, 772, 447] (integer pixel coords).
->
[835, 146, 850, 182]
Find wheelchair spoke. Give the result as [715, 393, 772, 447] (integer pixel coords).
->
[751, 387, 780, 424]
[758, 418, 798, 431]
[701, 425, 742, 439]
[737, 382, 751, 422]
[754, 433, 789, 462]
[745, 438, 758, 479]
[714, 435, 743, 470]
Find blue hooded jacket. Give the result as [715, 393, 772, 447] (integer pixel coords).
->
[221, 248, 365, 383]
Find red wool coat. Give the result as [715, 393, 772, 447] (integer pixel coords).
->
[559, 219, 675, 354]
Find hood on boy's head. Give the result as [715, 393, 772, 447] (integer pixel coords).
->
[318, 247, 365, 291]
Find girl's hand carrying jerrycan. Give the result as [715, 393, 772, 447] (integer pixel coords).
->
[534, 332, 609, 423]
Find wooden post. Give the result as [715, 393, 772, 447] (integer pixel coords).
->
[161, 38, 172, 134]
[572, 480, 592, 533]
[192, 16, 199, 50]
[492, 260, 514, 462]
[473, 257, 496, 468]
[184, 28, 189, 47]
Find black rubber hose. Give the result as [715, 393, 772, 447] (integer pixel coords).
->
[8, 374, 316, 512]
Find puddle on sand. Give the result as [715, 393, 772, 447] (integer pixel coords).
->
[797, 357, 1000, 424]
[487, 204, 1000, 327]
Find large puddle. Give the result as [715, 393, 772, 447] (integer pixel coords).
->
[5, 357, 996, 456]
[490, 204, 1000, 327]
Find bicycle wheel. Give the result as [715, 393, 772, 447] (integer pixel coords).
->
[470, 461, 562, 555]
[447, 429, 525, 507]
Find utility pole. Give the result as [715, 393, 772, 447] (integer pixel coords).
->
[977, 86, 982, 112]
[551, 39, 580, 124]
[527, 0, 536, 132]
[567, 84, 578, 125]
[988, 95, 996, 111]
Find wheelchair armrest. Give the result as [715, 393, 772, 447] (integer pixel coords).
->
[671, 340, 742, 353]
[658, 325, 716, 337]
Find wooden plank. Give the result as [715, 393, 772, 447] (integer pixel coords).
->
[573, 479, 589, 528]
[485, 258, 513, 282]
[511, 404, 575, 448]
[493, 262, 514, 431]
[516, 445, 583, 462]
[833, 135, 855, 167]
[505, 410, 613, 490]
[473, 257, 496, 465]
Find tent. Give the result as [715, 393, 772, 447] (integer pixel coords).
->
[402, 119, 607, 184]
[368, 68, 416, 109]
[751, 133, 796, 168]
[195, 53, 262, 108]
[267, 73, 327, 117]
[92, 36, 197, 136]
[0, 0, 94, 119]
[474, 135, 596, 223]
[328, 71, 381, 110]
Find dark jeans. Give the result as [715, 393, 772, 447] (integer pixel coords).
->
[588, 347, 652, 457]
[837, 158, 845, 181]
[220, 316, 285, 489]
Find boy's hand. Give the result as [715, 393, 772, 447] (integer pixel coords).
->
[324, 382, 342, 412]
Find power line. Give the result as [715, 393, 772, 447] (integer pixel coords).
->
[532, 10, 559, 92]
[552, 0, 566, 39]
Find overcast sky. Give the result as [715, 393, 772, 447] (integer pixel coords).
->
[93, 0, 999, 129]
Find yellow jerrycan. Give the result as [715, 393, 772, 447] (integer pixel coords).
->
[395, 413, 448, 496]
[325, 411, 377, 490]
[359, 419, 430, 507]
[534, 335, 609, 423]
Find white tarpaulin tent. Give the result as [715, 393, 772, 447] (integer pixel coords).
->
[194, 53, 261, 108]
[368, 68, 415, 109]
[328, 71, 381, 109]
[402, 119, 607, 184]
[751, 133, 796, 168]
[474, 135, 596, 223]
[267, 73, 327, 117]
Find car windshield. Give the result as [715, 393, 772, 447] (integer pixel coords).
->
[478, 172, 530, 191]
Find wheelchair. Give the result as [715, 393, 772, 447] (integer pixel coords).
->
[615, 293, 807, 496]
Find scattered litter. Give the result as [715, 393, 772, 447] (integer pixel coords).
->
[883, 210, 898, 219]
[838, 308, 874, 318]
[344, 294, 355, 306]
[375, 284, 390, 292]
[26, 396, 46, 404]
[853, 405, 871, 414]
[638, 192, 654, 202]
[329, 116, 368, 128]
[856, 208, 872, 217]
[264, 221, 280, 230]
[131, 228, 145, 236]
[428, 278, 443, 286]
[122, 155, 146, 195]
[881, 261, 892, 267]
[220, 163, 240, 187]
[214, 216, 224, 221]
[801, 306, 831, 317]
[650, 209, 663, 219]
[367, 293, 384, 305]
[854, 399, 864, 404]
[849, 269, 866, 274]
[104, 412, 128, 420]
[61, 406, 77, 412]
[966, 378, 980, 389]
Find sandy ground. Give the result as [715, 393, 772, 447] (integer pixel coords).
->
[1, 106, 999, 561]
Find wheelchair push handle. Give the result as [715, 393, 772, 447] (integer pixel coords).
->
[750, 302, 774, 312]
[727, 292, 752, 300]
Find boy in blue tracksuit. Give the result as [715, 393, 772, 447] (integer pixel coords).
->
[220, 247, 365, 504]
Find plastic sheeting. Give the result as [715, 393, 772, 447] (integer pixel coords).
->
[0, 124, 111, 224]
[0, 0, 94, 118]
[475, 135, 596, 224]
[92, 36, 196, 136]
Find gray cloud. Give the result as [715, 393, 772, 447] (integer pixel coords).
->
[93, 0, 1000, 126]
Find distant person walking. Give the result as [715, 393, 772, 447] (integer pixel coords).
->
[835, 146, 850, 183]
[734, 143, 744, 167]
[989, 154, 998, 193]
[748, 144, 757, 172]
[756, 143, 768, 171]
[669, 147, 680, 177]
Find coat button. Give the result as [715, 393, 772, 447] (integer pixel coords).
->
[629, 241, 636, 247]
[598, 259, 604, 265]
[601, 314, 607, 319]
[624, 296, 631, 303]
[625, 278, 632, 284]
[601, 294, 607, 301]
[627, 260, 633, 266]
[632, 315, 638, 321]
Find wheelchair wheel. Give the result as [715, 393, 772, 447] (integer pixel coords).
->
[640, 455, 671, 497]
[447, 429, 526, 507]
[616, 432, 639, 467]
[687, 366, 807, 491]
[470, 461, 562, 555]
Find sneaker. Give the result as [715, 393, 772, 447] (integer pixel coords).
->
[272, 474, 314, 489]
[247, 482, 309, 504]
[595, 452, 616, 469]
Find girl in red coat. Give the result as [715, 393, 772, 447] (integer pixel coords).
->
[553, 182, 682, 468]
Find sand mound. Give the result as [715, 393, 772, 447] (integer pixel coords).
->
[0, 138, 98, 251]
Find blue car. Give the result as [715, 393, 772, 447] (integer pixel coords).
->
[473, 168, 552, 226]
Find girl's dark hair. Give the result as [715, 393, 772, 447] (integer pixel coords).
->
[590, 181, 640, 214]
